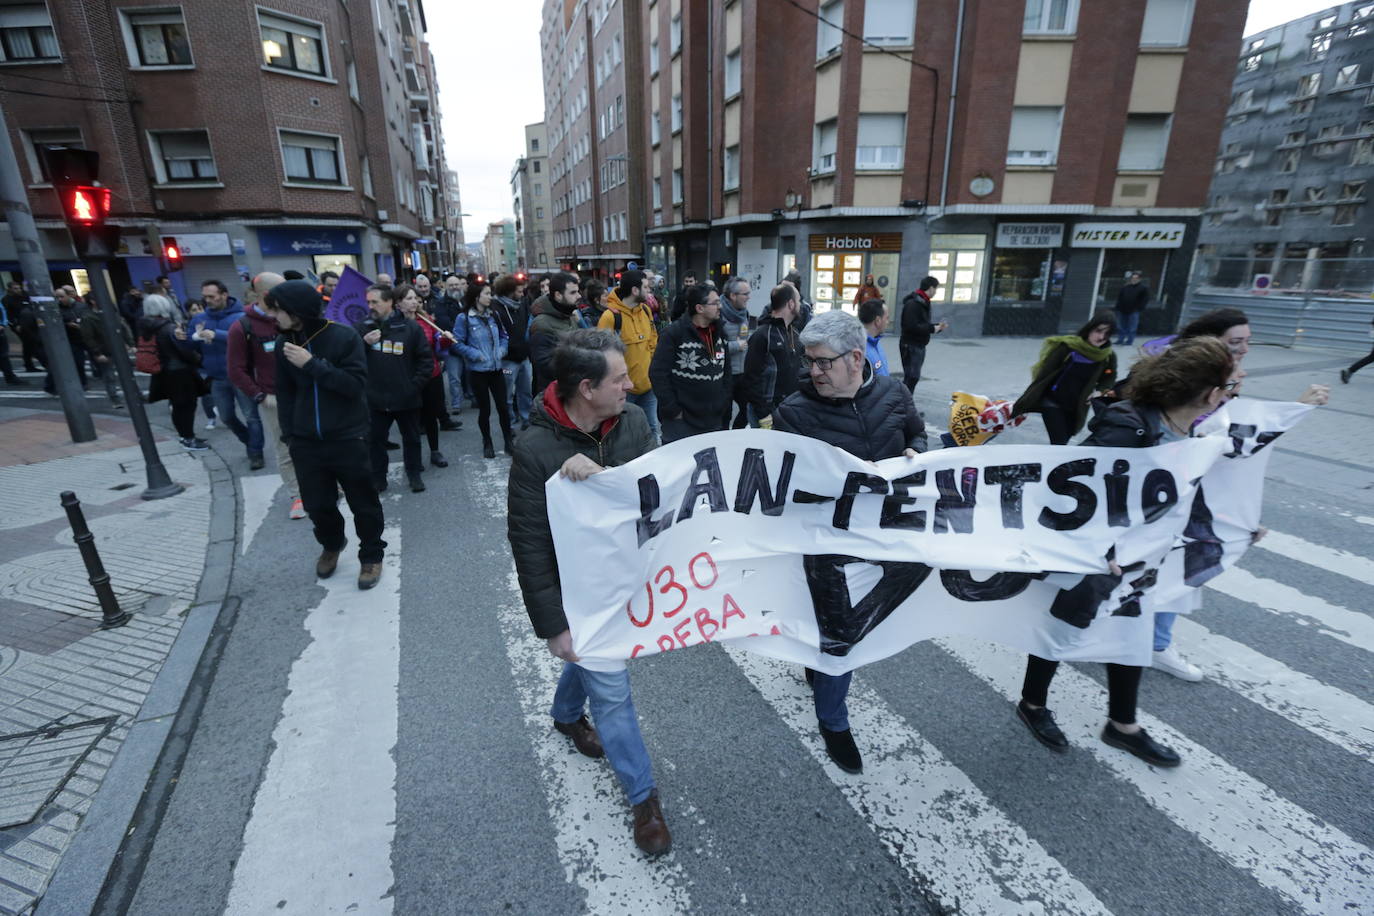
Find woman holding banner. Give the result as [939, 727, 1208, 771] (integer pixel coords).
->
[1012, 313, 1118, 445]
[1016, 336, 1238, 768]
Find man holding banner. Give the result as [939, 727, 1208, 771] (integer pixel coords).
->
[772, 310, 929, 774]
[506, 329, 672, 857]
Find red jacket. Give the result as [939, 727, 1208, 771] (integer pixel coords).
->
[227, 307, 280, 397]
[417, 314, 449, 378]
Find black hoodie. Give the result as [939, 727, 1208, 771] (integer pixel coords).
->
[271, 280, 370, 442]
[493, 295, 531, 362]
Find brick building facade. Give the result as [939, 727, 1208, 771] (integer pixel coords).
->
[0, 0, 458, 301]
[641, 0, 1248, 336]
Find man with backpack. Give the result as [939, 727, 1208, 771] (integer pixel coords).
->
[597, 270, 659, 439]
[229, 273, 304, 516]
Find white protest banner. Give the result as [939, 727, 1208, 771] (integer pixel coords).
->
[548, 402, 1310, 674]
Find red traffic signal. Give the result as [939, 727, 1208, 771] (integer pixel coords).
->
[163, 237, 184, 272]
[59, 185, 110, 227]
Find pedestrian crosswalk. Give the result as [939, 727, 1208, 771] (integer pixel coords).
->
[219, 450, 1373, 915]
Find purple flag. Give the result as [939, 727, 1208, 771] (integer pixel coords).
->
[324, 265, 372, 326]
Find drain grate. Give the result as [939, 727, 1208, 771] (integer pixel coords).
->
[0, 717, 116, 829]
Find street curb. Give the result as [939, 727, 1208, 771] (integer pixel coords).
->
[35, 436, 241, 916]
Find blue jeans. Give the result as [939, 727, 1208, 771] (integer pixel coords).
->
[442, 350, 468, 409]
[1116, 311, 1140, 346]
[627, 389, 660, 439]
[1153, 612, 1176, 652]
[502, 358, 532, 425]
[813, 670, 853, 731]
[551, 663, 655, 805]
[210, 377, 262, 454]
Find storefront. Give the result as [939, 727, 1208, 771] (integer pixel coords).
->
[808, 232, 902, 315]
[258, 227, 362, 279]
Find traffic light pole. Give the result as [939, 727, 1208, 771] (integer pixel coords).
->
[86, 260, 183, 500]
[0, 104, 96, 442]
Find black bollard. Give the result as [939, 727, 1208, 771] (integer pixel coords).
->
[60, 491, 131, 629]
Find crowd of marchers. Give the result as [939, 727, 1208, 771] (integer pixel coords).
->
[4, 263, 1339, 860]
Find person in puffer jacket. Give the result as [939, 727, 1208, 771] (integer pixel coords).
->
[771, 309, 928, 777]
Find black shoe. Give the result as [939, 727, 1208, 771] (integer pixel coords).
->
[819, 725, 862, 774]
[803, 667, 815, 687]
[373, 477, 388, 492]
[1017, 700, 1069, 751]
[1340, 368, 1352, 384]
[385, 440, 400, 450]
[438, 419, 461, 431]
[408, 472, 426, 493]
[248, 453, 265, 471]
[482, 441, 495, 459]
[503, 438, 515, 457]
[430, 451, 448, 468]
[1101, 723, 1180, 767]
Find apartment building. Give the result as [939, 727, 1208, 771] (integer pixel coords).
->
[540, 0, 648, 277]
[510, 122, 554, 271]
[0, 0, 458, 300]
[1200, 2, 1374, 291]
[445, 167, 467, 269]
[643, 0, 1247, 335]
[483, 218, 517, 275]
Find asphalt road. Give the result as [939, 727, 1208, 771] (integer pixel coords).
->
[93, 390, 1374, 916]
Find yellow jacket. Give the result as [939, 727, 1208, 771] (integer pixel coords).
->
[597, 291, 658, 394]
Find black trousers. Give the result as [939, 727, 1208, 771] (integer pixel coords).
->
[1039, 399, 1079, 446]
[470, 370, 512, 444]
[369, 408, 423, 479]
[170, 402, 197, 438]
[900, 342, 927, 394]
[290, 436, 387, 563]
[1022, 655, 1143, 725]
[1348, 347, 1374, 377]
[419, 374, 445, 452]
[727, 374, 750, 429]
[19, 328, 39, 372]
[0, 328, 17, 381]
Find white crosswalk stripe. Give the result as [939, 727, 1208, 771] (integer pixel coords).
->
[1208, 566, 1374, 655]
[1256, 529, 1374, 588]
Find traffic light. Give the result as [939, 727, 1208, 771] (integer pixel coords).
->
[44, 146, 120, 259]
[162, 237, 183, 272]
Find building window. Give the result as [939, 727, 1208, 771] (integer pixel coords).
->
[536, 206, 544, 219]
[534, 182, 543, 195]
[347, 59, 360, 100]
[120, 8, 192, 67]
[1242, 52, 1263, 72]
[150, 130, 217, 182]
[1309, 32, 1332, 62]
[1282, 130, 1305, 147]
[856, 113, 905, 169]
[0, 4, 59, 62]
[724, 144, 740, 190]
[652, 179, 662, 210]
[22, 127, 81, 183]
[533, 160, 541, 173]
[1334, 182, 1365, 224]
[651, 113, 661, 145]
[1299, 186, 1326, 214]
[1139, 0, 1191, 46]
[259, 10, 325, 76]
[1353, 122, 1374, 164]
[1006, 106, 1062, 166]
[672, 168, 683, 203]
[1118, 114, 1171, 171]
[990, 249, 1054, 303]
[1279, 150, 1300, 173]
[279, 130, 343, 184]
[1336, 64, 1361, 89]
[1207, 194, 1228, 227]
[1229, 88, 1254, 113]
[1296, 73, 1321, 98]
[724, 49, 741, 98]
[671, 93, 682, 132]
[1266, 189, 1287, 226]
[1023, 0, 1076, 35]
[670, 14, 681, 55]
[650, 40, 659, 73]
[362, 155, 374, 197]
[863, 0, 914, 45]
[531, 137, 539, 151]
[817, 0, 843, 58]
[1317, 14, 1336, 29]
[813, 119, 838, 173]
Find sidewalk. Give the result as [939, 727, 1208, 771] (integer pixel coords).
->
[0, 407, 233, 915]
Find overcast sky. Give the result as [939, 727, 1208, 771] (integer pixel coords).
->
[429, 0, 1343, 244]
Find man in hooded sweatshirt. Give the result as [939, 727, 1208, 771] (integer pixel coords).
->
[529, 271, 582, 395]
[261, 280, 386, 591]
[596, 269, 659, 439]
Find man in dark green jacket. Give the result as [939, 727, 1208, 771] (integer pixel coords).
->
[506, 328, 672, 857]
[78, 296, 133, 407]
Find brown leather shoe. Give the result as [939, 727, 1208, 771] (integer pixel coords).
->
[316, 549, 341, 579]
[357, 561, 382, 590]
[553, 716, 604, 758]
[631, 795, 672, 856]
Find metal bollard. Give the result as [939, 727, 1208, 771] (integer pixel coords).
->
[60, 491, 131, 629]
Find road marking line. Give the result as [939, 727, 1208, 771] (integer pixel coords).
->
[724, 645, 1114, 916]
[939, 635, 1374, 915]
[1209, 567, 1374, 655]
[1257, 529, 1374, 588]
[466, 456, 695, 914]
[224, 520, 400, 916]
[1171, 616, 1374, 762]
[238, 473, 281, 556]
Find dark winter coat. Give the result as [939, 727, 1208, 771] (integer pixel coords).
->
[78, 307, 132, 357]
[529, 298, 578, 393]
[648, 314, 732, 441]
[139, 316, 203, 404]
[507, 388, 657, 638]
[493, 295, 531, 362]
[1080, 400, 1165, 449]
[187, 298, 244, 380]
[430, 294, 463, 335]
[1011, 342, 1117, 437]
[900, 290, 938, 347]
[742, 314, 804, 419]
[773, 362, 928, 460]
[354, 311, 432, 412]
[275, 318, 370, 443]
[1114, 282, 1150, 315]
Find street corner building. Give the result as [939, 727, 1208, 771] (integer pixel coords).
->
[538, 0, 1249, 338]
[0, 0, 465, 299]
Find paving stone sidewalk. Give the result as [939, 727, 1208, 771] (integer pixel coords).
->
[0, 409, 214, 915]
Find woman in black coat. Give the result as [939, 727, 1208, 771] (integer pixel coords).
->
[139, 294, 208, 449]
[1012, 312, 1118, 444]
[1015, 336, 1238, 768]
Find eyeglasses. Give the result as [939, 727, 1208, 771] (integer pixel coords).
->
[800, 353, 845, 371]
[1222, 380, 1241, 391]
